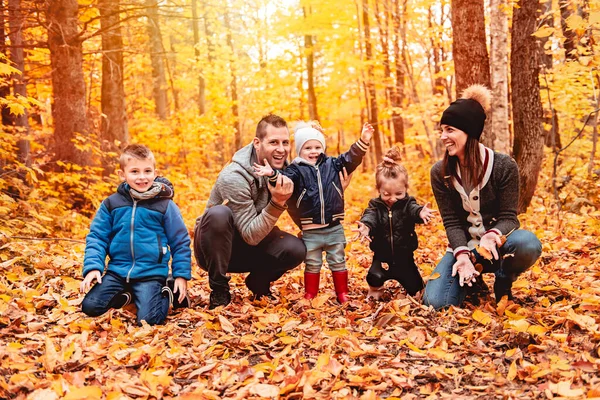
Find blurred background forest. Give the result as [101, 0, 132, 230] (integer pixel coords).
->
[0, 0, 599, 237]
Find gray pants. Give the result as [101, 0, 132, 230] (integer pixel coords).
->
[302, 224, 346, 274]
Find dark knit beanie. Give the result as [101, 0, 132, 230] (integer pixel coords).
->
[440, 98, 486, 140]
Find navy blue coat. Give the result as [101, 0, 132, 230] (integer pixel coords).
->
[83, 177, 191, 281]
[272, 140, 368, 230]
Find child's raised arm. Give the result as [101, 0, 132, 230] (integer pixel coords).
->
[361, 122, 374, 144]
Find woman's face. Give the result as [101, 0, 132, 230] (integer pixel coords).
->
[440, 124, 468, 160]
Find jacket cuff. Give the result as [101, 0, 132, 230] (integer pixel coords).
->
[266, 200, 287, 216]
[356, 139, 370, 152]
[484, 228, 502, 236]
[453, 246, 470, 258]
[268, 171, 279, 183]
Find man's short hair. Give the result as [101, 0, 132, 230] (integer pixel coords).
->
[255, 114, 287, 140]
[119, 144, 156, 169]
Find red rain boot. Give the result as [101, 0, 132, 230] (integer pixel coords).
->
[332, 270, 349, 303]
[304, 272, 320, 299]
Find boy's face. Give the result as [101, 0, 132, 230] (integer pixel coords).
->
[118, 157, 157, 192]
[299, 139, 324, 165]
[379, 177, 407, 208]
[253, 124, 290, 169]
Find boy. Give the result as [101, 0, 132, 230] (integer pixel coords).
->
[254, 121, 373, 303]
[80, 144, 191, 325]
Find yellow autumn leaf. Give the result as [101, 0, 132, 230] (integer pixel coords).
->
[506, 360, 517, 381]
[63, 386, 103, 400]
[472, 309, 492, 325]
[218, 315, 235, 333]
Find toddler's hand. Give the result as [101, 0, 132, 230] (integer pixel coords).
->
[351, 221, 371, 243]
[361, 122, 374, 144]
[419, 202, 437, 224]
[81, 270, 102, 293]
[253, 159, 275, 177]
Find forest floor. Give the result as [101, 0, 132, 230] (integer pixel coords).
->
[1, 152, 599, 399]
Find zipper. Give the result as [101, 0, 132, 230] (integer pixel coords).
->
[388, 209, 394, 258]
[157, 234, 163, 264]
[316, 165, 325, 224]
[332, 182, 343, 199]
[126, 200, 138, 282]
[296, 188, 307, 209]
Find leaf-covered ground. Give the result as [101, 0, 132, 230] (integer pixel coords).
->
[1, 155, 599, 399]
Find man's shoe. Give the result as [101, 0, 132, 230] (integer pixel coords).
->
[166, 278, 190, 309]
[464, 275, 491, 306]
[251, 290, 276, 302]
[108, 291, 132, 309]
[209, 290, 231, 310]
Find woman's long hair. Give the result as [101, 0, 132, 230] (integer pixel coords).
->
[440, 85, 491, 189]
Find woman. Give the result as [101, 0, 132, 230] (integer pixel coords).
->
[423, 84, 542, 309]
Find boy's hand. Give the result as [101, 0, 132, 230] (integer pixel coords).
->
[268, 173, 294, 207]
[81, 270, 102, 293]
[253, 159, 275, 177]
[419, 202, 437, 224]
[361, 122, 374, 144]
[173, 277, 188, 303]
[351, 221, 372, 243]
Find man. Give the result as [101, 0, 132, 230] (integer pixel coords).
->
[194, 114, 306, 309]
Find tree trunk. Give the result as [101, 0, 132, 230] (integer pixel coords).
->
[191, 0, 205, 115]
[390, 0, 406, 146]
[362, 0, 382, 161]
[99, 0, 128, 173]
[0, 0, 12, 126]
[539, 0, 553, 69]
[489, 0, 509, 153]
[7, 0, 29, 134]
[46, 0, 90, 166]
[559, 0, 577, 60]
[224, 8, 241, 151]
[428, 7, 444, 96]
[375, 0, 392, 137]
[511, 0, 544, 213]
[145, 0, 168, 119]
[303, 6, 318, 122]
[450, 0, 491, 146]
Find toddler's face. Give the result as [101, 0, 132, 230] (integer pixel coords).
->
[379, 177, 407, 207]
[119, 157, 157, 192]
[299, 139, 324, 165]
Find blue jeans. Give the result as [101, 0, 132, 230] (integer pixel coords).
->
[423, 229, 542, 309]
[302, 224, 346, 273]
[81, 271, 170, 325]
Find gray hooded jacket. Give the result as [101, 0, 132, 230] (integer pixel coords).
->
[203, 143, 285, 245]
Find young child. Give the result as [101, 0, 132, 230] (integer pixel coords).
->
[354, 147, 435, 300]
[254, 121, 373, 303]
[80, 144, 191, 325]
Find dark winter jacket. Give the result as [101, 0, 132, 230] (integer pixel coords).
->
[271, 139, 369, 230]
[83, 177, 192, 281]
[359, 196, 424, 261]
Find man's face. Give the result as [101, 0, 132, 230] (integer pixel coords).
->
[253, 125, 290, 169]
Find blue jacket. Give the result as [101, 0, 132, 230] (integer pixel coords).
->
[83, 177, 191, 281]
[271, 139, 369, 230]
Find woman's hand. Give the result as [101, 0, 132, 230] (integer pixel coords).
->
[479, 231, 503, 260]
[452, 253, 479, 287]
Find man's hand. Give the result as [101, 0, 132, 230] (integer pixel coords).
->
[253, 159, 275, 177]
[361, 122, 374, 144]
[419, 202, 437, 224]
[173, 277, 188, 303]
[479, 231, 503, 260]
[351, 221, 372, 243]
[81, 270, 102, 293]
[268, 173, 294, 206]
[339, 167, 353, 191]
[452, 253, 479, 287]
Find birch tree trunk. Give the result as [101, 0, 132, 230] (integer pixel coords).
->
[46, 0, 90, 166]
[511, 0, 545, 213]
[303, 6, 318, 122]
[362, 0, 382, 161]
[489, 0, 509, 153]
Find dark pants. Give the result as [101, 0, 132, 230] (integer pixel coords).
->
[194, 205, 306, 295]
[81, 271, 169, 325]
[366, 252, 424, 296]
